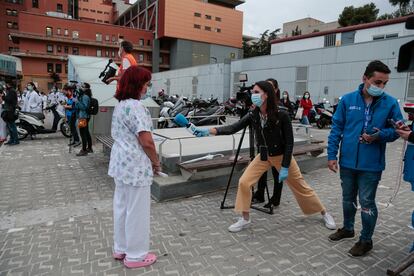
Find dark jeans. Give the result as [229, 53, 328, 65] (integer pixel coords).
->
[340, 167, 382, 242]
[79, 119, 92, 151]
[256, 167, 283, 203]
[6, 121, 18, 143]
[51, 108, 60, 131]
[69, 115, 79, 142]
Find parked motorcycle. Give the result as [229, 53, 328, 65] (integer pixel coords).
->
[315, 103, 337, 129]
[16, 104, 71, 140]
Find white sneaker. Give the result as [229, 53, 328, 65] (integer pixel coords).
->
[228, 217, 251, 233]
[322, 213, 336, 230]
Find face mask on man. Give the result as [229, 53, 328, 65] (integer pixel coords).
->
[251, 93, 263, 108]
[367, 84, 384, 97]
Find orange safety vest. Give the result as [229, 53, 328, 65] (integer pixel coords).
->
[119, 53, 137, 74]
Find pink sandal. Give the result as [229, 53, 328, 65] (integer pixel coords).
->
[112, 252, 126, 260]
[123, 253, 157, 268]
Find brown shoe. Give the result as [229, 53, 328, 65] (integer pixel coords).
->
[76, 150, 88, 156]
[348, 240, 373, 257]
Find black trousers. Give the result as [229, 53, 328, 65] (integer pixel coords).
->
[79, 119, 92, 151]
[256, 166, 283, 204]
[51, 108, 60, 131]
[69, 115, 79, 142]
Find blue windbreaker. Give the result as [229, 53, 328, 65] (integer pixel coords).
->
[328, 84, 403, 172]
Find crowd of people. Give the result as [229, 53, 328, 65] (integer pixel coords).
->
[106, 60, 413, 270]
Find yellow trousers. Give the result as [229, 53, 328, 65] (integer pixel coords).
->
[235, 154, 326, 215]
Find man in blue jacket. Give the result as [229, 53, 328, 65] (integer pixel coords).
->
[327, 60, 403, 257]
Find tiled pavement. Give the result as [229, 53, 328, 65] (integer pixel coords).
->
[0, 131, 413, 275]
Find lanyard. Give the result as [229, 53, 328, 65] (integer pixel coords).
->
[363, 103, 371, 132]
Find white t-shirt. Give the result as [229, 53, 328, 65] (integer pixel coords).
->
[108, 99, 154, 186]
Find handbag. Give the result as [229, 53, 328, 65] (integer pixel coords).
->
[295, 107, 304, 120]
[78, 118, 87, 128]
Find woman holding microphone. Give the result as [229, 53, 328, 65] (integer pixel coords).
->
[192, 81, 336, 232]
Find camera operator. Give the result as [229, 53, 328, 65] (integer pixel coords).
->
[106, 40, 137, 86]
[0, 82, 19, 145]
[193, 81, 336, 232]
[63, 84, 81, 147]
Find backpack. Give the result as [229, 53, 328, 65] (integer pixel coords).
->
[88, 97, 99, 115]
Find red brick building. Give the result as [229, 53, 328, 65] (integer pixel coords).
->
[1, 0, 157, 90]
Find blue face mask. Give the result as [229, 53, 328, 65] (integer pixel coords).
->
[251, 93, 263, 107]
[367, 84, 384, 97]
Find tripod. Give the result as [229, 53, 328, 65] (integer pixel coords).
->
[220, 119, 274, 215]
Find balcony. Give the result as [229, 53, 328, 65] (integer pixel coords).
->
[10, 50, 69, 61]
[9, 32, 153, 52]
[207, 0, 245, 7]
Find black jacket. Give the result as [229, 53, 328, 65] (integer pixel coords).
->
[216, 108, 294, 168]
[2, 88, 17, 111]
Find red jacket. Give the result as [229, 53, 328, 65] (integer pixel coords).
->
[300, 99, 313, 117]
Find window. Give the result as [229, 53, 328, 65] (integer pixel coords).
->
[104, 12, 109, 15]
[324, 33, 336, 47]
[205, 14, 211, 20]
[194, 24, 201, 29]
[147, 54, 152, 62]
[96, 33, 102, 42]
[90, 9, 95, 12]
[47, 63, 53, 73]
[111, 50, 115, 57]
[105, 35, 110, 41]
[46, 26, 53, 37]
[47, 44, 53, 53]
[96, 49, 102, 57]
[205, 26, 211, 31]
[8, 47, 14, 52]
[65, 63, 68, 73]
[295, 66, 308, 97]
[341, 31, 355, 45]
[97, 20, 102, 23]
[104, 21, 109, 24]
[386, 33, 398, 39]
[97, 10, 102, 14]
[112, 35, 116, 42]
[6, 9, 12, 16]
[64, 46, 69, 53]
[159, 56, 163, 64]
[64, 29, 68, 36]
[7, 22, 13, 29]
[57, 3, 63, 12]
[32, 0, 39, 8]
[55, 63, 62, 73]
[194, 12, 201, 17]
[57, 45, 62, 52]
[139, 39, 144, 46]
[215, 17, 221, 22]
[82, 8, 89, 11]
[12, 22, 18, 29]
[215, 28, 221, 33]
[57, 28, 61, 35]
[373, 34, 385, 40]
[147, 40, 151, 46]
[72, 31, 79, 39]
[139, 54, 144, 62]
[8, 34, 12, 41]
[105, 50, 109, 57]
[72, 47, 79, 55]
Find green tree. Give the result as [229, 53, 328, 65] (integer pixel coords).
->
[243, 28, 281, 58]
[338, 3, 379, 27]
[389, 0, 413, 16]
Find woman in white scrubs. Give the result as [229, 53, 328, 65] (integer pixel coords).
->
[108, 65, 160, 269]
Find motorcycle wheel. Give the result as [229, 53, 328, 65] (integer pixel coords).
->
[316, 119, 325, 129]
[16, 123, 29, 140]
[60, 122, 71, 138]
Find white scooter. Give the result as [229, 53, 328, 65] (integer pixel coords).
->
[16, 104, 71, 140]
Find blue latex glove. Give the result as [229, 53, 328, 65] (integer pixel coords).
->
[194, 127, 210, 137]
[278, 167, 289, 182]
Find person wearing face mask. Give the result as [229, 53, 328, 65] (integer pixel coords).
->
[75, 82, 93, 156]
[108, 66, 159, 269]
[281, 91, 294, 117]
[26, 82, 43, 113]
[327, 60, 403, 257]
[106, 40, 137, 86]
[299, 91, 313, 125]
[192, 81, 336, 233]
[63, 84, 81, 147]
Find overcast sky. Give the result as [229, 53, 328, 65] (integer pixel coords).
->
[237, 0, 397, 37]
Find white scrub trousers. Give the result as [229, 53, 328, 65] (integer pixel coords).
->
[113, 179, 151, 261]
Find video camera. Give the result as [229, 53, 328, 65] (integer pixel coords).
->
[99, 59, 117, 84]
[236, 73, 254, 107]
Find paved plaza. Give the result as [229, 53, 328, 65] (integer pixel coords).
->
[0, 130, 413, 275]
